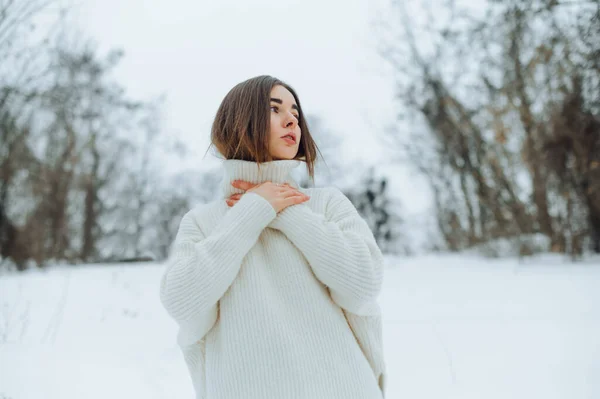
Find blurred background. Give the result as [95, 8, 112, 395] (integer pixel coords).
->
[0, 0, 599, 398]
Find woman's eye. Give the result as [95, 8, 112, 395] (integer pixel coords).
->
[270, 106, 299, 120]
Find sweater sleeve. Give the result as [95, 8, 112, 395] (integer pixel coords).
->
[268, 187, 384, 315]
[342, 303, 387, 398]
[159, 192, 276, 347]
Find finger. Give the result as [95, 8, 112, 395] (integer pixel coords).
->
[283, 191, 309, 199]
[274, 184, 291, 192]
[282, 184, 305, 194]
[282, 188, 309, 198]
[283, 194, 310, 207]
[231, 180, 259, 191]
[280, 183, 298, 193]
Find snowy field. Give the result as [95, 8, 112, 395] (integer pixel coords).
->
[1, 254, 599, 399]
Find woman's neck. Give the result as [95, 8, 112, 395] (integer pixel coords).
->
[220, 159, 302, 198]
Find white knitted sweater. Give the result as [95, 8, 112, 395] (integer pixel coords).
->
[159, 159, 387, 399]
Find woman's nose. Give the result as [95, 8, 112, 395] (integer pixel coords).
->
[283, 112, 297, 127]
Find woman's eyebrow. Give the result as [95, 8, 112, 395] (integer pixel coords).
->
[270, 97, 299, 111]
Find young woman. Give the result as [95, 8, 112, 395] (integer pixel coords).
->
[159, 75, 387, 399]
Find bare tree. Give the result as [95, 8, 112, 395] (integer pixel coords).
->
[375, 0, 600, 255]
[0, 0, 61, 268]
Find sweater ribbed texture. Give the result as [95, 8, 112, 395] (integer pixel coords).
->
[159, 159, 387, 399]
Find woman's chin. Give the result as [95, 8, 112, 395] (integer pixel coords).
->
[271, 149, 298, 160]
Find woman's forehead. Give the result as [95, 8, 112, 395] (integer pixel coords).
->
[270, 85, 296, 103]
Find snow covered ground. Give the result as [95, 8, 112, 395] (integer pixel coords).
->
[1, 254, 599, 399]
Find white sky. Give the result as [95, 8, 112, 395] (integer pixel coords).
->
[64, 0, 432, 214]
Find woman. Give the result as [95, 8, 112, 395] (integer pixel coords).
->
[159, 75, 387, 399]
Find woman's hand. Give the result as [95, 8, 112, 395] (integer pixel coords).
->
[227, 181, 310, 213]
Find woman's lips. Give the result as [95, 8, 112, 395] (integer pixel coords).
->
[281, 137, 295, 145]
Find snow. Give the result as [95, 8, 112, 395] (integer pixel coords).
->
[1, 254, 599, 398]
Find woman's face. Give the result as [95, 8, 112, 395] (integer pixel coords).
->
[268, 85, 301, 160]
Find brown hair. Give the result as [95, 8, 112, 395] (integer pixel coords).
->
[208, 75, 321, 182]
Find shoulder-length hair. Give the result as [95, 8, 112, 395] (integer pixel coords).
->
[208, 75, 321, 182]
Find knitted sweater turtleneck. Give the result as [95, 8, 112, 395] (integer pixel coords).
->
[159, 158, 387, 399]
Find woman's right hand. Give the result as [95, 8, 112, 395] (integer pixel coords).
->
[229, 180, 310, 213]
